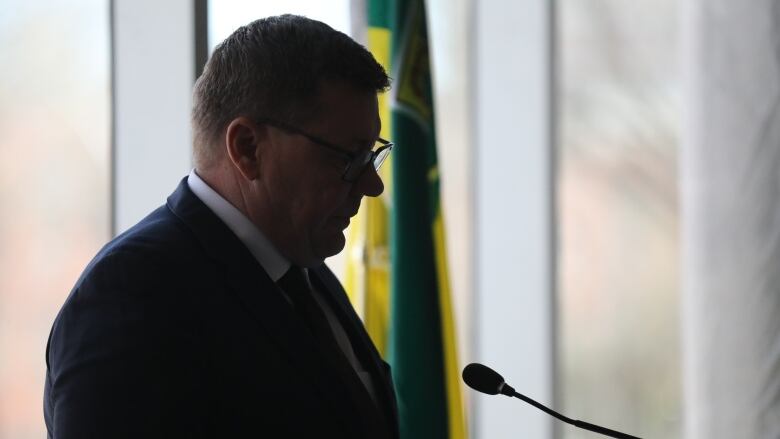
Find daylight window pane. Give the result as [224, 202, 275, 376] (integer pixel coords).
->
[557, 1, 681, 438]
[0, 2, 111, 437]
[208, 0, 351, 47]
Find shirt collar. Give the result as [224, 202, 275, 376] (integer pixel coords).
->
[187, 169, 290, 282]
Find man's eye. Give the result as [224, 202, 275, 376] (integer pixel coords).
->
[321, 151, 350, 168]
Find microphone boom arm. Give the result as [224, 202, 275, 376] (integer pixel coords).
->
[462, 363, 641, 439]
[506, 390, 640, 439]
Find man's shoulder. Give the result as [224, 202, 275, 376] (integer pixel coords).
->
[75, 204, 214, 295]
[48, 203, 222, 351]
[113, 203, 192, 251]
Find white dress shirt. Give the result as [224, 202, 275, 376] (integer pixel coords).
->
[187, 169, 289, 282]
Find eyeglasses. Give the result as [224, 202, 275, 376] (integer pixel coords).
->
[257, 118, 393, 182]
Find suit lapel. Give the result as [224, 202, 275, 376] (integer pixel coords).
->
[310, 266, 400, 439]
[224, 265, 384, 438]
[165, 178, 377, 438]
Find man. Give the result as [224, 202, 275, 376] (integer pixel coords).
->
[44, 15, 397, 438]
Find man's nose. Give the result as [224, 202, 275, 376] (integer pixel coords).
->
[352, 165, 384, 197]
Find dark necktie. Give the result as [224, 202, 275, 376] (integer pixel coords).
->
[277, 266, 344, 352]
[276, 266, 391, 439]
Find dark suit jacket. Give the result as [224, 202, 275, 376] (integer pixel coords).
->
[44, 178, 398, 438]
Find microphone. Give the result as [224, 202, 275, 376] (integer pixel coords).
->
[461, 362, 516, 396]
[462, 363, 641, 439]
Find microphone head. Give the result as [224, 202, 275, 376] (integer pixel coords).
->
[462, 363, 506, 395]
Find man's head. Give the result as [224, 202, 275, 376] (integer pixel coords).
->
[192, 14, 390, 167]
[191, 15, 391, 267]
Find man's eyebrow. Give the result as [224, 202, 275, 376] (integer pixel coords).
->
[350, 137, 378, 151]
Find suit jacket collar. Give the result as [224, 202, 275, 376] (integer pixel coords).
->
[186, 169, 289, 281]
[165, 178, 397, 439]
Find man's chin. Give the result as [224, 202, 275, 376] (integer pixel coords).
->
[314, 232, 347, 261]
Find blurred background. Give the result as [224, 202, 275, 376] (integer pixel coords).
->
[2, 0, 775, 438]
[0, 2, 111, 437]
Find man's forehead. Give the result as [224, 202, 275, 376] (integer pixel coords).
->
[312, 80, 379, 107]
[308, 82, 380, 134]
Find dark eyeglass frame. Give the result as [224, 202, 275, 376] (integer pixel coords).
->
[257, 118, 394, 182]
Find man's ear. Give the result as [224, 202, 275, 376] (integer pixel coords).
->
[224, 116, 265, 180]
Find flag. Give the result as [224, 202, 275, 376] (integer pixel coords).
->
[345, 0, 466, 437]
[386, 0, 465, 438]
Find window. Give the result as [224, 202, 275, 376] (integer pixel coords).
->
[209, 0, 351, 44]
[558, 1, 681, 437]
[0, 1, 111, 437]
